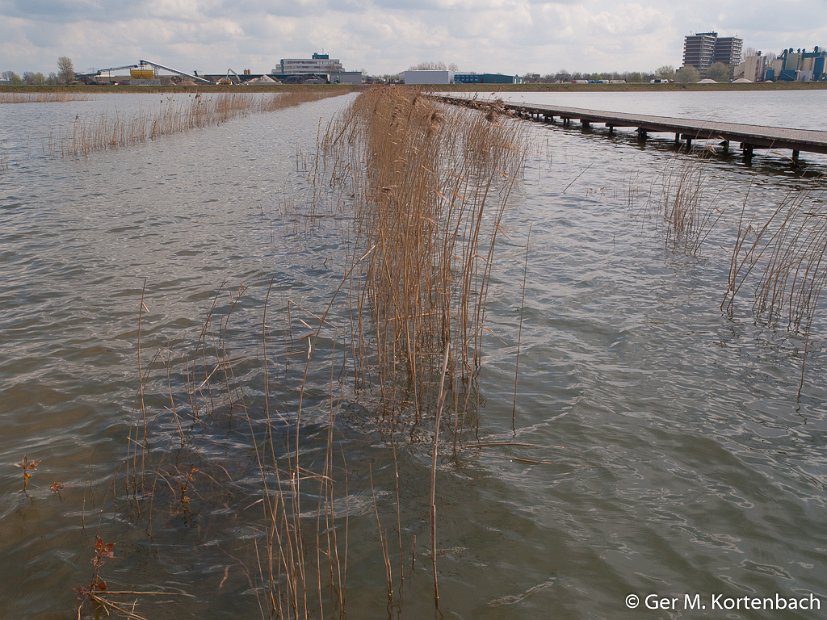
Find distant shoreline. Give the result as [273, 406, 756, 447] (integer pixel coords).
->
[2, 81, 826, 94]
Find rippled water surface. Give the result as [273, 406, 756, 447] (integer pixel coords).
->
[1, 90, 826, 619]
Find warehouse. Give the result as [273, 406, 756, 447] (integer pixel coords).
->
[401, 70, 454, 85]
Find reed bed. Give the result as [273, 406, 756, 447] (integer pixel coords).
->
[78, 87, 528, 619]
[319, 87, 528, 442]
[0, 92, 90, 103]
[51, 91, 340, 157]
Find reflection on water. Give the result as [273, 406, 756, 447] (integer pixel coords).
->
[1, 91, 826, 618]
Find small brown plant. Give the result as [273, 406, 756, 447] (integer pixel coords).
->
[178, 466, 198, 511]
[15, 455, 40, 493]
[75, 536, 117, 618]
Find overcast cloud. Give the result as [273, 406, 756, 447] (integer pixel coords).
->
[1, 0, 824, 76]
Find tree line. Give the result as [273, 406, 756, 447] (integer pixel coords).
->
[2, 57, 75, 85]
[521, 63, 733, 84]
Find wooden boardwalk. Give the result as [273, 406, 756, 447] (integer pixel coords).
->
[435, 96, 827, 162]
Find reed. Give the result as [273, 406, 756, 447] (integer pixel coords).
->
[321, 87, 527, 442]
[52, 91, 342, 157]
[308, 87, 528, 609]
[96, 87, 527, 618]
[116, 277, 347, 620]
[722, 190, 827, 332]
[624, 158, 724, 256]
[722, 190, 827, 394]
[0, 92, 90, 103]
[660, 161, 723, 255]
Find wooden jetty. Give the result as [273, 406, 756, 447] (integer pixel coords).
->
[434, 95, 827, 162]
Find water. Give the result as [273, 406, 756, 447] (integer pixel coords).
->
[1, 90, 826, 619]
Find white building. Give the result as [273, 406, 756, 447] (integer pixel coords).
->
[276, 53, 343, 75]
[401, 70, 454, 85]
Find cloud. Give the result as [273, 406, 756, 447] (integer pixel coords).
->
[0, 0, 825, 76]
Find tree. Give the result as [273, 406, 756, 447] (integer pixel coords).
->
[2, 71, 22, 85]
[57, 56, 74, 84]
[408, 61, 448, 71]
[655, 65, 676, 81]
[23, 71, 46, 85]
[675, 65, 700, 84]
[707, 62, 731, 82]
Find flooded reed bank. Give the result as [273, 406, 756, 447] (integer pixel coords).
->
[1, 88, 826, 619]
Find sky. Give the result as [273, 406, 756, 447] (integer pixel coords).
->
[1, 0, 825, 77]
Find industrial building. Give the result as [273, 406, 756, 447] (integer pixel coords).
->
[453, 73, 516, 84]
[734, 47, 827, 82]
[270, 52, 362, 84]
[683, 32, 743, 73]
[401, 70, 454, 85]
[767, 47, 827, 81]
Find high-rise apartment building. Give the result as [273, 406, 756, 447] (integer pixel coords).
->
[683, 32, 743, 72]
[683, 32, 718, 70]
[714, 37, 743, 65]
